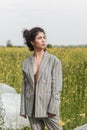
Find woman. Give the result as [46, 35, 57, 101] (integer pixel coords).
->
[20, 27, 63, 130]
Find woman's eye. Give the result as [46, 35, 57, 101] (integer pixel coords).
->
[38, 37, 42, 39]
[44, 36, 46, 39]
[37, 36, 46, 40]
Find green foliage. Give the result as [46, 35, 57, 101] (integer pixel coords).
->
[47, 44, 52, 48]
[0, 97, 6, 130]
[0, 47, 87, 130]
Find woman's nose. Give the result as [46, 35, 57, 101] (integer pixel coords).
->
[42, 38, 45, 42]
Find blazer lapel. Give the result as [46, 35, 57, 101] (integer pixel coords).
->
[37, 51, 49, 82]
[28, 51, 50, 88]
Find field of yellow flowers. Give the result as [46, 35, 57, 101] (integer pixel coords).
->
[0, 47, 87, 130]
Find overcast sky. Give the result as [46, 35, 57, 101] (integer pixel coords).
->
[0, 0, 87, 46]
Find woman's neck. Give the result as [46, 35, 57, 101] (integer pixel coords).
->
[33, 50, 45, 58]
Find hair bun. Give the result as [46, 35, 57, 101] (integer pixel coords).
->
[23, 29, 30, 39]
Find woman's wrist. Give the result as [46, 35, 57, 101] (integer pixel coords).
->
[47, 112, 56, 117]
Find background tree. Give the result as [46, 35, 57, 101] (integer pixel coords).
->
[47, 44, 52, 48]
[6, 40, 13, 47]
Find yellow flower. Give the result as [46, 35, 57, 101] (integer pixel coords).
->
[59, 120, 65, 126]
[80, 113, 85, 117]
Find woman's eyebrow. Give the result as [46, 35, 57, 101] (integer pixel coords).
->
[37, 35, 45, 38]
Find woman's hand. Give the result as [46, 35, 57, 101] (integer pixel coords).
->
[20, 115, 27, 118]
[47, 112, 56, 118]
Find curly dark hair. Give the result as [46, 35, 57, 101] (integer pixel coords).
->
[23, 27, 46, 51]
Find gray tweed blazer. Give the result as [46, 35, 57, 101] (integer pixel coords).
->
[20, 50, 62, 118]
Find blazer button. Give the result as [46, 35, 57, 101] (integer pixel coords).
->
[42, 79, 47, 83]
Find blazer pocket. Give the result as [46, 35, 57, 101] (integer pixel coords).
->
[26, 87, 33, 98]
[42, 89, 51, 95]
[26, 87, 33, 93]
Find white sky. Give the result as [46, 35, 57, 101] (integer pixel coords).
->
[0, 0, 87, 46]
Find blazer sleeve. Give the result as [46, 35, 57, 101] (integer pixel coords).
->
[47, 58, 62, 115]
[20, 62, 26, 116]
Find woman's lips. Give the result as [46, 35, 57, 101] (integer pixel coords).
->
[42, 44, 46, 45]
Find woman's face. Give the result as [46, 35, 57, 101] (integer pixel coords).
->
[33, 32, 46, 50]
